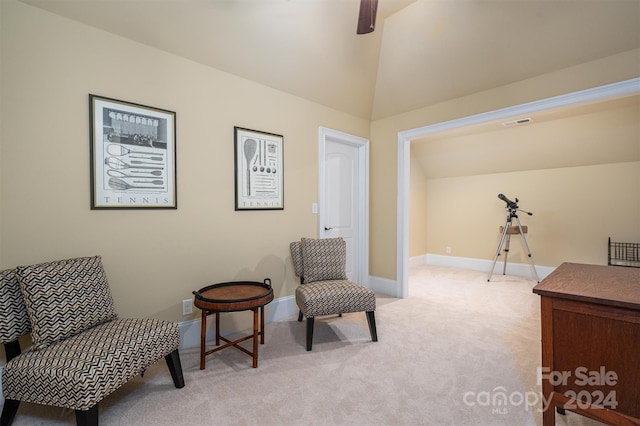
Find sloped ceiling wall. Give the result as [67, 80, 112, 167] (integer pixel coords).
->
[412, 95, 640, 178]
[20, 0, 640, 120]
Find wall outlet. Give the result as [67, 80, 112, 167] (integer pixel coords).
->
[182, 299, 193, 316]
[446, 246, 452, 254]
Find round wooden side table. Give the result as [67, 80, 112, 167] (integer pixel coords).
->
[193, 279, 274, 369]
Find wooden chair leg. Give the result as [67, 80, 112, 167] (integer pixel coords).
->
[0, 399, 20, 426]
[366, 311, 378, 342]
[165, 349, 185, 388]
[75, 403, 98, 426]
[297, 310, 303, 322]
[306, 317, 315, 351]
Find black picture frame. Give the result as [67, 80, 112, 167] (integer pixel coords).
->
[89, 94, 177, 209]
[234, 126, 284, 210]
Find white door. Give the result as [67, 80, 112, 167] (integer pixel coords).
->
[319, 127, 369, 284]
[324, 141, 359, 279]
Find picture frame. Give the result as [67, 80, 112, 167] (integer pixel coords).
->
[89, 94, 177, 209]
[234, 127, 284, 210]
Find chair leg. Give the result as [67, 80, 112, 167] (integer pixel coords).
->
[165, 349, 185, 388]
[297, 310, 303, 322]
[0, 399, 20, 426]
[366, 311, 378, 342]
[75, 404, 98, 426]
[4, 341, 21, 362]
[306, 317, 315, 351]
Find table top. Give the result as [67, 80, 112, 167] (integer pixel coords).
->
[193, 280, 274, 312]
[533, 262, 640, 310]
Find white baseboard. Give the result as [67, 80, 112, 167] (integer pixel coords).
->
[367, 275, 399, 297]
[425, 253, 555, 281]
[409, 254, 428, 268]
[178, 294, 297, 350]
[372, 254, 552, 301]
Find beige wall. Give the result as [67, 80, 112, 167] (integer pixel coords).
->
[425, 162, 640, 266]
[410, 96, 640, 266]
[0, 1, 369, 322]
[370, 48, 640, 281]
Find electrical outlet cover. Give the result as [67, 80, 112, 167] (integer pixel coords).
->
[182, 299, 192, 316]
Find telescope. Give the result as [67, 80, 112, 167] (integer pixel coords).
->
[488, 193, 539, 282]
[498, 193, 518, 210]
[497, 193, 532, 216]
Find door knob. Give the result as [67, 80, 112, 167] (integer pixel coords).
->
[324, 227, 333, 231]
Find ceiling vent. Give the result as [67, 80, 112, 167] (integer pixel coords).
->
[502, 117, 533, 127]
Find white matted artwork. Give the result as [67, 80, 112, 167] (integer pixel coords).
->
[89, 94, 177, 209]
[234, 126, 284, 210]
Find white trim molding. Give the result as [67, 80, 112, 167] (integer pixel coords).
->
[426, 254, 555, 281]
[409, 254, 428, 268]
[319, 126, 370, 285]
[368, 275, 400, 298]
[397, 78, 640, 298]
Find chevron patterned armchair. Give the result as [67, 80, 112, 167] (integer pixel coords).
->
[290, 237, 378, 351]
[0, 255, 185, 426]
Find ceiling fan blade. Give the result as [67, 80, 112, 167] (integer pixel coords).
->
[357, 0, 378, 34]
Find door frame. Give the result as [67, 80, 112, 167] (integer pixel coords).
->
[396, 78, 640, 298]
[319, 126, 370, 285]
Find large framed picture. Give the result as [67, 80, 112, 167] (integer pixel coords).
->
[234, 127, 284, 210]
[89, 94, 177, 209]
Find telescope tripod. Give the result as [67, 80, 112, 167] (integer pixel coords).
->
[487, 208, 539, 282]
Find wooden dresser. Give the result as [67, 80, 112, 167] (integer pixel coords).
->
[532, 262, 640, 426]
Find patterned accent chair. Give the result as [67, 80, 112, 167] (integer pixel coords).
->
[290, 237, 377, 351]
[0, 256, 185, 426]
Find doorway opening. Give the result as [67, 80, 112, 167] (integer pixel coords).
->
[396, 78, 640, 298]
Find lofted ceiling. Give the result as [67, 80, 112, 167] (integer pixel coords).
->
[19, 0, 640, 121]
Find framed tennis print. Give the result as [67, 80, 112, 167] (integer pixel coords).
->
[234, 126, 284, 210]
[89, 94, 177, 209]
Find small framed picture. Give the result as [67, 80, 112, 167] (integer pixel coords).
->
[89, 94, 177, 209]
[234, 127, 284, 210]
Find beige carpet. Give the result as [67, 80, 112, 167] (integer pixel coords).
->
[5, 265, 602, 425]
